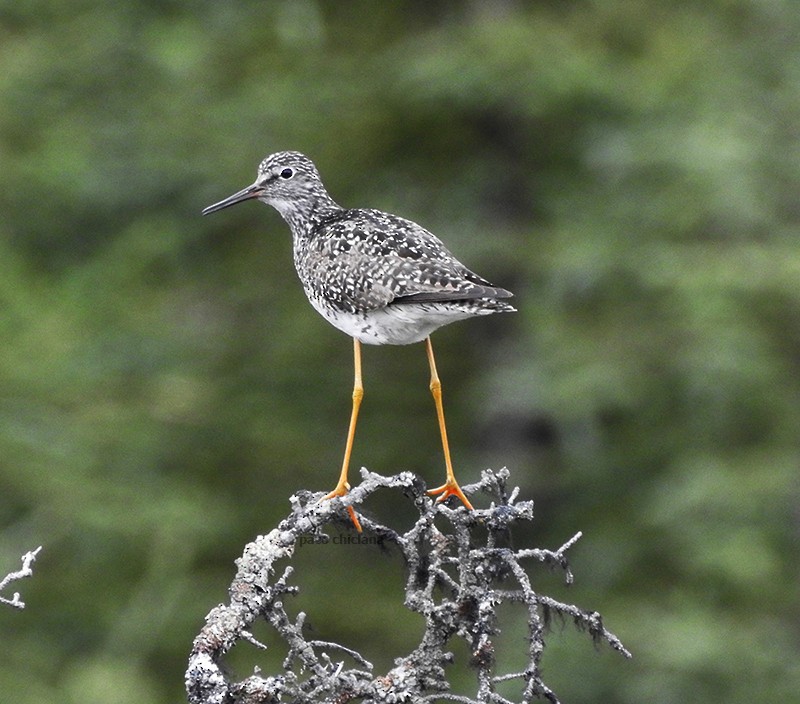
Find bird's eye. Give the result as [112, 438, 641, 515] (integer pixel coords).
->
[279, 168, 294, 179]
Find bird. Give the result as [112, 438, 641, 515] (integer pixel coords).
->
[202, 151, 514, 531]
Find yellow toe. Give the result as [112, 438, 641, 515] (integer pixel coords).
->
[427, 479, 474, 510]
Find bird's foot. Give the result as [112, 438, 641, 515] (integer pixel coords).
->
[323, 482, 363, 533]
[427, 478, 474, 510]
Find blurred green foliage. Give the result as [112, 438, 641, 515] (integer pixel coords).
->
[1, 1, 798, 702]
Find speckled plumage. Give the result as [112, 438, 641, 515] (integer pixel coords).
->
[203, 151, 514, 344]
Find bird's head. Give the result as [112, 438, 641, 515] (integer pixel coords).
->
[202, 151, 332, 218]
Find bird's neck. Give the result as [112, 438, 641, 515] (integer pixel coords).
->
[277, 193, 342, 241]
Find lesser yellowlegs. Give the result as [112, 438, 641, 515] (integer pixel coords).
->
[203, 152, 515, 530]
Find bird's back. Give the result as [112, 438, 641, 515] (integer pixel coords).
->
[296, 208, 511, 312]
[293, 207, 514, 345]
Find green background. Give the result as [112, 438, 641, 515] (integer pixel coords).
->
[1, 1, 798, 702]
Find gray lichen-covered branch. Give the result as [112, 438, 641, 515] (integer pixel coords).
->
[185, 469, 630, 703]
[0, 546, 42, 610]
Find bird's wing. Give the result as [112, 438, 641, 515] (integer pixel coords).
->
[309, 209, 512, 313]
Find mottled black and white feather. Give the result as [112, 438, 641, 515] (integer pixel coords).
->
[204, 151, 515, 345]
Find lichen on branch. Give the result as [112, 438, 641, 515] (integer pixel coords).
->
[185, 469, 630, 704]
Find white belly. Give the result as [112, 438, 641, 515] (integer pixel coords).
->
[307, 297, 477, 345]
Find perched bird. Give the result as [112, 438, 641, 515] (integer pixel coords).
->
[203, 151, 514, 530]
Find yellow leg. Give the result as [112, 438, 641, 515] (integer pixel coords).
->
[324, 337, 363, 531]
[425, 337, 474, 510]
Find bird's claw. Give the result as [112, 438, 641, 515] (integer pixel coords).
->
[428, 479, 474, 510]
[323, 484, 363, 533]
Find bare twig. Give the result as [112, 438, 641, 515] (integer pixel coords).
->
[0, 546, 42, 610]
[185, 469, 630, 703]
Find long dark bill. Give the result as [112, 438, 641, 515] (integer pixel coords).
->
[202, 183, 264, 216]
